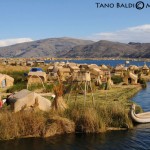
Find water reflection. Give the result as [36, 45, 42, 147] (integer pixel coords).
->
[0, 130, 150, 150]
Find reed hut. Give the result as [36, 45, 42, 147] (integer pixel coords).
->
[0, 74, 14, 88]
[52, 65, 63, 77]
[66, 62, 77, 67]
[88, 64, 99, 69]
[123, 71, 138, 85]
[26, 61, 34, 66]
[7, 89, 51, 112]
[47, 66, 54, 75]
[27, 71, 47, 85]
[114, 65, 126, 76]
[57, 68, 71, 81]
[100, 64, 110, 77]
[34, 60, 45, 66]
[69, 66, 80, 73]
[87, 66, 103, 85]
[69, 66, 80, 81]
[128, 65, 139, 74]
[142, 64, 149, 75]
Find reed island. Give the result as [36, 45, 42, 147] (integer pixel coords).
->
[0, 58, 149, 140]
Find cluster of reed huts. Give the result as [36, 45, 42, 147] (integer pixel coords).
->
[113, 63, 150, 84]
[0, 58, 150, 89]
[25, 61, 149, 89]
[46, 62, 112, 86]
[0, 60, 150, 113]
[0, 59, 46, 66]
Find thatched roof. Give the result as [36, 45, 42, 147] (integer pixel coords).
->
[67, 62, 77, 67]
[90, 68, 104, 76]
[48, 66, 54, 70]
[53, 66, 63, 73]
[115, 65, 125, 71]
[69, 66, 80, 71]
[129, 65, 139, 70]
[0, 74, 14, 83]
[129, 72, 138, 81]
[28, 71, 47, 81]
[12, 89, 32, 99]
[9, 89, 51, 112]
[100, 64, 109, 70]
[88, 64, 99, 69]
[58, 68, 70, 73]
[142, 64, 149, 70]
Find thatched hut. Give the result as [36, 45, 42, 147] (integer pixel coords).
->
[34, 60, 45, 66]
[57, 68, 71, 81]
[87, 66, 103, 84]
[69, 66, 80, 81]
[66, 62, 77, 67]
[26, 61, 34, 66]
[28, 71, 47, 85]
[114, 64, 126, 76]
[51, 65, 63, 77]
[7, 89, 51, 112]
[79, 64, 89, 70]
[0, 74, 14, 88]
[123, 71, 138, 85]
[69, 66, 80, 73]
[76, 71, 91, 82]
[142, 64, 149, 75]
[47, 66, 54, 75]
[88, 64, 99, 69]
[128, 65, 139, 74]
[100, 64, 110, 76]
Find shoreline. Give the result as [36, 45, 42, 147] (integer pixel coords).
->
[1, 57, 150, 62]
[0, 84, 142, 141]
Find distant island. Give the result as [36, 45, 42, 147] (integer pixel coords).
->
[0, 37, 150, 58]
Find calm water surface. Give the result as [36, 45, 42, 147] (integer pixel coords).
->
[47, 59, 150, 67]
[1, 60, 150, 150]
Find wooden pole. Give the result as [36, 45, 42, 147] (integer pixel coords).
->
[84, 81, 87, 107]
[90, 81, 95, 106]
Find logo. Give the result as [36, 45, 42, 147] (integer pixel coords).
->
[95, 1, 150, 10]
[136, 1, 144, 10]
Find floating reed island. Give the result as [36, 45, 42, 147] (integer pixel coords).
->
[0, 60, 149, 140]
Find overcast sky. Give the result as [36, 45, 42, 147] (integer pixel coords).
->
[0, 0, 150, 46]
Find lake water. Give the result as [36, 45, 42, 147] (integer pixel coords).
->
[0, 60, 150, 150]
[47, 59, 150, 67]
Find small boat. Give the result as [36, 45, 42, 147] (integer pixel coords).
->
[131, 104, 150, 123]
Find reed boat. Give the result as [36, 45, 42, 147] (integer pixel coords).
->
[131, 104, 150, 123]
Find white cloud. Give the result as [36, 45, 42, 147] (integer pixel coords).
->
[0, 38, 33, 47]
[85, 24, 150, 43]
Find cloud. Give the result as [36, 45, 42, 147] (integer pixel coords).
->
[0, 38, 33, 47]
[85, 24, 150, 43]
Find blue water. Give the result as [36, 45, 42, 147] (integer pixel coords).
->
[1, 60, 150, 150]
[132, 82, 150, 112]
[47, 59, 150, 67]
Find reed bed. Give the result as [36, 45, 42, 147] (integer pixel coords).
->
[0, 65, 142, 140]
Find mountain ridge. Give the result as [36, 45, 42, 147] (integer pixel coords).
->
[0, 37, 150, 58]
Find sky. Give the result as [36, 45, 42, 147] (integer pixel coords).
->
[0, 0, 150, 46]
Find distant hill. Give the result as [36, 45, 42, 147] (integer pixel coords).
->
[0, 38, 150, 58]
[0, 37, 93, 58]
[61, 40, 150, 58]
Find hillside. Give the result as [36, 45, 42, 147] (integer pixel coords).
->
[0, 38, 150, 58]
[0, 37, 93, 58]
[62, 41, 150, 58]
